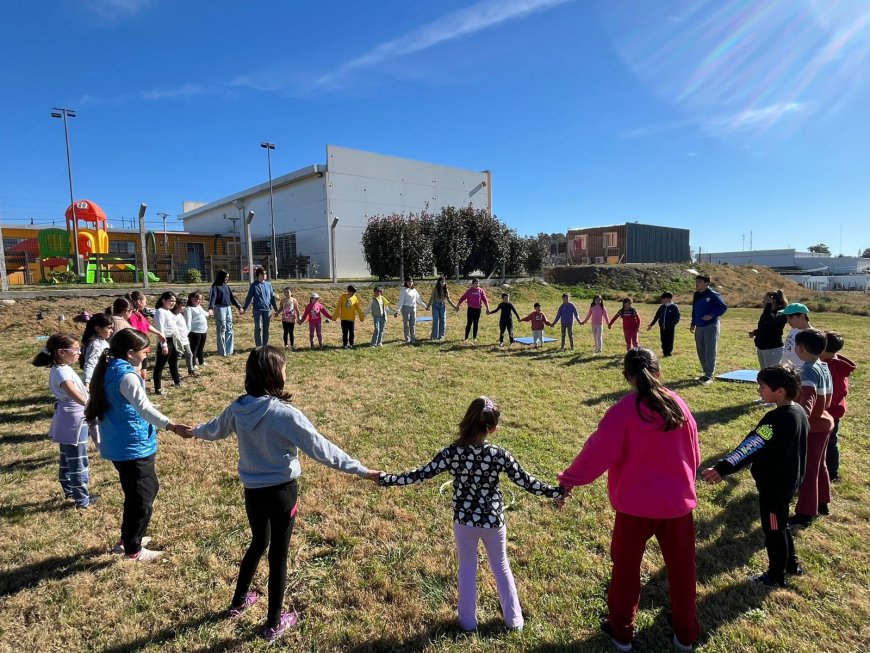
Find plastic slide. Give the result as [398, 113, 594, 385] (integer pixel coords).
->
[123, 264, 160, 282]
[86, 262, 114, 284]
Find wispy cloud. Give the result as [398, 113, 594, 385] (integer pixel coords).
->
[306, 0, 572, 92]
[139, 84, 217, 101]
[82, 0, 153, 23]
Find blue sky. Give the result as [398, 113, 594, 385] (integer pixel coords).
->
[2, 0, 869, 255]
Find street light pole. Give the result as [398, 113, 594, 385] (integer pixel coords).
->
[51, 108, 82, 276]
[260, 142, 278, 279]
[245, 211, 256, 283]
[331, 216, 339, 284]
[157, 212, 170, 253]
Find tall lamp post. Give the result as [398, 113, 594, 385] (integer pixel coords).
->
[260, 142, 278, 279]
[51, 108, 82, 276]
[331, 216, 339, 284]
[245, 211, 256, 283]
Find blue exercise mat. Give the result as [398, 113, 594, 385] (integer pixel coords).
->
[513, 336, 557, 344]
[415, 316, 433, 322]
[717, 369, 759, 383]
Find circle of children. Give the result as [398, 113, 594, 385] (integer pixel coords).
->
[30, 267, 855, 649]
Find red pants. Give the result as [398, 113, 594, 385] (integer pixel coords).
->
[608, 511, 700, 646]
[795, 429, 832, 516]
[623, 329, 639, 350]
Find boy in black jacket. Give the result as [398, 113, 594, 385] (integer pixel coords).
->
[702, 365, 809, 587]
[647, 291, 681, 356]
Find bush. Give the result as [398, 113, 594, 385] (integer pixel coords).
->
[185, 268, 203, 284]
[50, 270, 80, 284]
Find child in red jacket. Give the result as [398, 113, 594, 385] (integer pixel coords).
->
[820, 332, 856, 482]
[559, 347, 700, 652]
[609, 297, 642, 350]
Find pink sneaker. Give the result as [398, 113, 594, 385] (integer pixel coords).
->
[225, 591, 260, 618]
[261, 611, 299, 641]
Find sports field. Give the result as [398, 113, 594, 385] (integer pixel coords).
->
[0, 283, 867, 652]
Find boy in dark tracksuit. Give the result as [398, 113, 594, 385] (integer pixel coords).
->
[488, 293, 521, 346]
[702, 365, 808, 587]
[647, 291, 681, 356]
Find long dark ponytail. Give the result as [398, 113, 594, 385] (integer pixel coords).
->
[85, 329, 150, 422]
[456, 396, 500, 447]
[623, 348, 685, 432]
[32, 333, 78, 368]
[79, 313, 113, 368]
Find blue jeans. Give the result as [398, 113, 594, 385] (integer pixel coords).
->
[431, 301, 446, 339]
[371, 315, 386, 346]
[826, 418, 840, 480]
[253, 310, 272, 347]
[215, 306, 234, 356]
[59, 438, 90, 507]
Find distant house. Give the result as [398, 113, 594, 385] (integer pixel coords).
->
[566, 223, 690, 264]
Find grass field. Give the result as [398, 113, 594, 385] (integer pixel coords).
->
[0, 282, 867, 653]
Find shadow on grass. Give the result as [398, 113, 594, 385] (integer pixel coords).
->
[99, 612, 238, 653]
[0, 432, 49, 446]
[0, 498, 69, 521]
[346, 618, 512, 653]
[0, 547, 113, 597]
[0, 395, 53, 409]
[0, 407, 52, 425]
[0, 453, 55, 473]
[692, 402, 757, 430]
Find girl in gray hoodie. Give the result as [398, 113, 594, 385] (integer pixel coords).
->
[185, 346, 375, 642]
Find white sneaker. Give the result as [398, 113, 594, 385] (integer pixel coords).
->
[672, 633, 694, 651]
[112, 536, 151, 554]
[124, 546, 163, 562]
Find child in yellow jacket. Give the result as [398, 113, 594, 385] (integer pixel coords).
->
[335, 284, 365, 350]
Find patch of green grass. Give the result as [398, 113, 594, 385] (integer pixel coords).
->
[0, 285, 867, 652]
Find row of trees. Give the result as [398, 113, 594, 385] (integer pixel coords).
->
[809, 244, 870, 258]
[361, 206, 548, 280]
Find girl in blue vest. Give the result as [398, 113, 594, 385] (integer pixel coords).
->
[85, 328, 190, 562]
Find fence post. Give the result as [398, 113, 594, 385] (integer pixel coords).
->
[0, 224, 8, 291]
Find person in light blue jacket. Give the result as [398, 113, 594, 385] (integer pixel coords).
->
[242, 267, 279, 347]
[182, 345, 375, 642]
[85, 328, 190, 562]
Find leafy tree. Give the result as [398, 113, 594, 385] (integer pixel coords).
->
[432, 206, 472, 279]
[808, 243, 831, 254]
[399, 212, 435, 279]
[361, 214, 402, 280]
[523, 235, 547, 274]
[861, 248, 870, 258]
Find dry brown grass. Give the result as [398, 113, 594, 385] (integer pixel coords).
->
[0, 283, 867, 652]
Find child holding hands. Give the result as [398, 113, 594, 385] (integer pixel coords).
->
[580, 295, 609, 353]
[702, 365, 808, 588]
[374, 396, 564, 632]
[559, 348, 700, 652]
[609, 297, 642, 350]
[520, 303, 551, 348]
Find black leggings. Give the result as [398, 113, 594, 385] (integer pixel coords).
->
[341, 320, 355, 346]
[189, 331, 207, 365]
[234, 480, 298, 627]
[153, 339, 180, 391]
[282, 321, 295, 347]
[112, 454, 159, 556]
[499, 319, 514, 344]
[465, 307, 482, 340]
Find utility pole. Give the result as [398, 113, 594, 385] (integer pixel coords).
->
[224, 213, 241, 277]
[260, 142, 278, 279]
[157, 212, 170, 253]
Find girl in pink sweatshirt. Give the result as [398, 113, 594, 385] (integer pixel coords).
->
[580, 295, 610, 353]
[455, 278, 489, 343]
[558, 347, 701, 652]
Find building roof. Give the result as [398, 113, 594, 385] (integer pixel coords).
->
[566, 222, 688, 232]
[179, 164, 326, 221]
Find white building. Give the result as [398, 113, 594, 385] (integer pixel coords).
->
[180, 145, 491, 278]
[783, 274, 870, 292]
[699, 248, 870, 275]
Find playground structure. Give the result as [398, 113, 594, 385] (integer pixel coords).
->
[65, 200, 111, 283]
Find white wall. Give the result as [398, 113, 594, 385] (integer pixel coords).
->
[325, 145, 489, 277]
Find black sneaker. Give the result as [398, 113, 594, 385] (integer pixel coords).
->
[788, 513, 814, 528]
[600, 621, 632, 652]
[786, 560, 804, 576]
[750, 572, 783, 588]
[817, 503, 830, 516]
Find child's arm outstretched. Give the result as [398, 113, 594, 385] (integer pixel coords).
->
[702, 420, 776, 483]
[378, 447, 451, 487]
[191, 405, 237, 441]
[500, 449, 565, 498]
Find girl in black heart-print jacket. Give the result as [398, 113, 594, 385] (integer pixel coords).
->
[375, 396, 564, 632]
